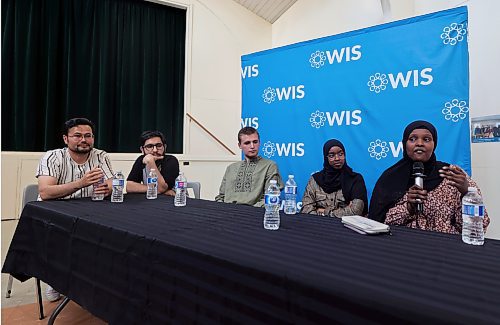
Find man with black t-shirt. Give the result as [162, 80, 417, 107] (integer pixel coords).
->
[126, 130, 179, 196]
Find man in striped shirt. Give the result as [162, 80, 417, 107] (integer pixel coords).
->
[36, 117, 115, 301]
[36, 117, 114, 200]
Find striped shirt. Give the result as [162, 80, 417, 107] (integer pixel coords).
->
[36, 148, 114, 199]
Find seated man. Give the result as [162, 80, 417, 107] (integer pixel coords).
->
[37, 117, 114, 200]
[215, 127, 283, 207]
[126, 130, 179, 196]
[36, 117, 114, 301]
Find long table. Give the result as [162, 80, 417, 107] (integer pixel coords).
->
[3, 194, 500, 324]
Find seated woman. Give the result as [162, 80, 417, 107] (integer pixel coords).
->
[301, 139, 367, 217]
[368, 120, 490, 233]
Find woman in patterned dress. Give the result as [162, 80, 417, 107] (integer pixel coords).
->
[368, 120, 489, 233]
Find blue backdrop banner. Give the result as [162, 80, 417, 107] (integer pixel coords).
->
[241, 7, 470, 210]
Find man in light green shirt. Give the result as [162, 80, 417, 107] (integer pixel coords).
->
[215, 127, 283, 207]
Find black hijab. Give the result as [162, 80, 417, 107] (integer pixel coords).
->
[313, 139, 368, 215]
[368, 120, 449, 222]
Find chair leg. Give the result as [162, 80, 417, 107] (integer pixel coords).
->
[5, 275, 14, 298]
[48, 297, 70, 325]
[35, 278, 44, 320]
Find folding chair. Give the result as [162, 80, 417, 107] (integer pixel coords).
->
[186, 182, 201, 199]
[5, 184, 44, 319]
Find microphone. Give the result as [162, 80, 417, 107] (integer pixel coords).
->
[412, 162, 425, 213]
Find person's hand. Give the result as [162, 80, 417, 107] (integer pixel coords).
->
[406, 184, 427, 214]
[317, 208, 326, 216]
[439, 165, 469, 195]
[142, 154, 164, 165]
[79, 168, 104, 188]
[164, 189, 175, 197]
[93, 181, 110, 196]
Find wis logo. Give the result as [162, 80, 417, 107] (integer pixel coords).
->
[309, 110, 362, 129]
[368, 68, 433, 93]
[241, 117, 259, 128]
[241, 64, 259, 79]
[309, 45, 362, 69]
[262, 85, 305, 104]
[262, 141, 305, 158]
[368, 140, 403, 160]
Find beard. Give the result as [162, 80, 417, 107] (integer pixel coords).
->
[69, 143, 93, 154]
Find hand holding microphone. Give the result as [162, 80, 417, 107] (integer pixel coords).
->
[408, 162, 427, 214]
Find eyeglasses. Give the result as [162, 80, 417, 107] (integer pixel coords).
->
[68, 133, 94, 140]
[143, 143, 164, 150]
[326, 152, 344, 159]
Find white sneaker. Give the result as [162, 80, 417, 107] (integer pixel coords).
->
[45, 285, 61, 302]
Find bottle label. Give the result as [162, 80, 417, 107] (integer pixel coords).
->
[93, 176, 105, 188]
[285, 186, 297, 194]
[112, 179, 124, 186]
[176, 181, 185, 189]
[265, 194, 279, 205]
[462, 204, 484, 217]
[147, 177, 158, 184]
[96, 176, 105, 184]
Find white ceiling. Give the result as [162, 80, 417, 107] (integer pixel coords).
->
[232, 0, 299, 24]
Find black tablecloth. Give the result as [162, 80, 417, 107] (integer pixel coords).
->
[3, 194, 500, 324]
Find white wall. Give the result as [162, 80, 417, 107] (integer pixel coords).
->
[176, 0, 271, 156]
[271, 0, 500, 239]
[465, 0, 500, 239]
[272, 0, 383, 48]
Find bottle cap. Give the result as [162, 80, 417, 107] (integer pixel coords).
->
[270, 180, 277, 184]
[288, 174, 294, 178]
[468, 187, 477, 192]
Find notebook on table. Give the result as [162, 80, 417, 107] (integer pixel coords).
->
[341, 215, 390, 235]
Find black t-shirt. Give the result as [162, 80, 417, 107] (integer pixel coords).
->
[127, 154, 179, 190]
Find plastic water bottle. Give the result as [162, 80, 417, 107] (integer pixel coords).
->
[91, 173, 105, 201]
[264, 180, 280, 230]
[284, 175, 297, 215]
[111, 171, 124, 203]
[146, 169, 158, 199]
[174, 172, 187, 207]
[461, 187, 485, 245]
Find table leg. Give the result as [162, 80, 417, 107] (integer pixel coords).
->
[5, 275, 13, 298]
[48, 297, 70, 325]
[35, 278, 44, 319]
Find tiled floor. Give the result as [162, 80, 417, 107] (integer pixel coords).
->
[2, 219, 106, 324]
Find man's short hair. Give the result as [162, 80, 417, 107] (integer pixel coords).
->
[140, 130, 167, 147]
[63, 118, 95, 135]
[238, 127, 259, 144]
